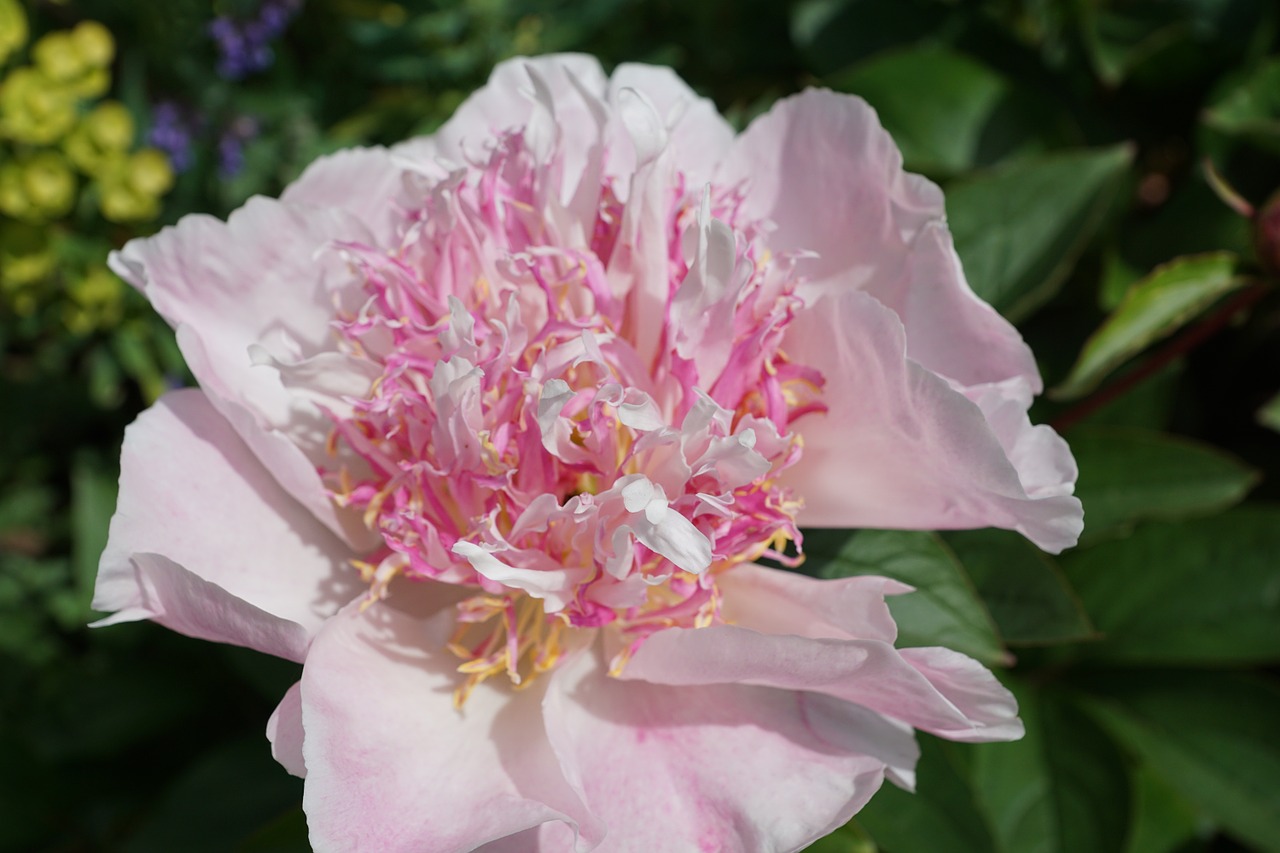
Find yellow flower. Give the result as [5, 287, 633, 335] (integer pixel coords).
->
[0, 0, 28, 66]
[32, 31, 80, 83]
[127, 148, 173, 196]
[0, 221, 55, 289]
[21, 151, 77, 219]
[0, 67, 77, 143]
[0, 153, 77, 222]
[64, 265, 125, 334]
[65, 101, 135, 173]
[70, 21, 115, 68]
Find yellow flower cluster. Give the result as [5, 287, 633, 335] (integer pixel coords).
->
[0, 7, 173, 224]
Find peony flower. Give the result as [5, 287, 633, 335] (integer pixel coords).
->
[94, 55, 1082, 851]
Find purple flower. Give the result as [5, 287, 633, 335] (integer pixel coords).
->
[208, 1, 301, 80]
[148, 102, 196, 173]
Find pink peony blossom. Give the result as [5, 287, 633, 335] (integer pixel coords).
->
[94, 55, 1082, 851]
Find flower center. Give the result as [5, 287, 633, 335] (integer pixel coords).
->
[321, 128, 824, 701]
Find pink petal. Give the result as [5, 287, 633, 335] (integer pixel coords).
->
[621, 624, 1023, 743]
[606, 63, 735, 186]
[783, 289, 1082, 552]
[280, 146, 406, 247]
[109, 198, 380, 549]
[716, 563, 908, 643]
[429, 54, 608, 165]
[93, 390, 361, 661]
[544, 647, 912, 852]
[718, 89, 1038, 391]
[267, 681, 306, 777]
[300, 597, 602, 852]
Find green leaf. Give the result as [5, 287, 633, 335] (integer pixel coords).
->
[1053, 252, 1246, 400]
[971, 685, 1131, 853]
[947, 144, 1133, 323]
[1077, 671, 1280, 852]
[1204, 58, 1280, 154]
[125, 736, 303, 853]
[827, 47, 1066, 177]
[1059, 506, 1280, 665]
[943, 530, 1095, 646]
[1069, 426, 1257, 541]
[1125, 764, 1204, 853]
[808, 529, 1008, 666]
[856, 735, 997, 853]
[68, 451, 119, 627]
[1258, 390, 1280, 433]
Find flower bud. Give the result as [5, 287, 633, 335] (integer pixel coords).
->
[1254, 189, 1280, 279]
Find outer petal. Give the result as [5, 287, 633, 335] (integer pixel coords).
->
[267, 681, 307, 778]
[280, 146, 407, 247]
[606, 63, 734, 187]
[783, 289, 1082, 552]
[109, 197, 379, 548]
[622, 626, 1022, 743]
[716, 563, 908, 643]
[545, 646, 912, 852]
[717, 89, 1038, 390]
[299, 595, 602, 853]
[92, 389, 361, 661]
[425, 54, 608, 166]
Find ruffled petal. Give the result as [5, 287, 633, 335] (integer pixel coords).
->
[606, 63, 734, 187]
[719, 89, 1038, 391]
[92, 389, 360, 661]
[545, 646, 910, 852]
[300, 596, 602, 852]
[280, 146, 407, 247]
[267, 681, 307, 777]
[621, 625, 1023, 743]
[715, 563, 907, 643]
[109, 197, 381, 548]
[783, 289, 1082, 552]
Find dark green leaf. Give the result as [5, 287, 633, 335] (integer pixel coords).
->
[809, 529, 1008, 665]
[1258, 390, 1280, 433]
[1053, 253, 1245, 401]
[827, 47, 1067, 177]
[943, 530, 1095, 646]
[971, 685, 1131, 853]
[1060, 507, 1280, 665]
[947, 145, 1133, 323]
[1124, 764, 1205, 853]
[1204, 58, 1280, 154]
[1077, 671, 1280, 852]
[68, 451, 119, 627]
[1069, 426, 1257, 541]
[856, 735, 997, 853]
[125, 737, 303, 853]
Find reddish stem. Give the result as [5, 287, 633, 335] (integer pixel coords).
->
[1051, 282, 1270, 433]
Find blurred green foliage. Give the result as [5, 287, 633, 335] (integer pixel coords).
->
[2, 0, 1279, 850]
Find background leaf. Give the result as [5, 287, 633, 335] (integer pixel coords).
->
[946, 145, 1133, 322]
[1077, 672, 1280, 853]
[827, 46, 1069, 177]
[1053, 252, 1246, 400]
[809, 529, 1008, 665]
[1068, 426, 1258, 541]
[943, 530, 1095, 646]
[970, 685, 1131, 853]
[1060, 507, 1280, 665]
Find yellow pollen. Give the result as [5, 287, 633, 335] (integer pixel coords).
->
[449, 592, 564, 708]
